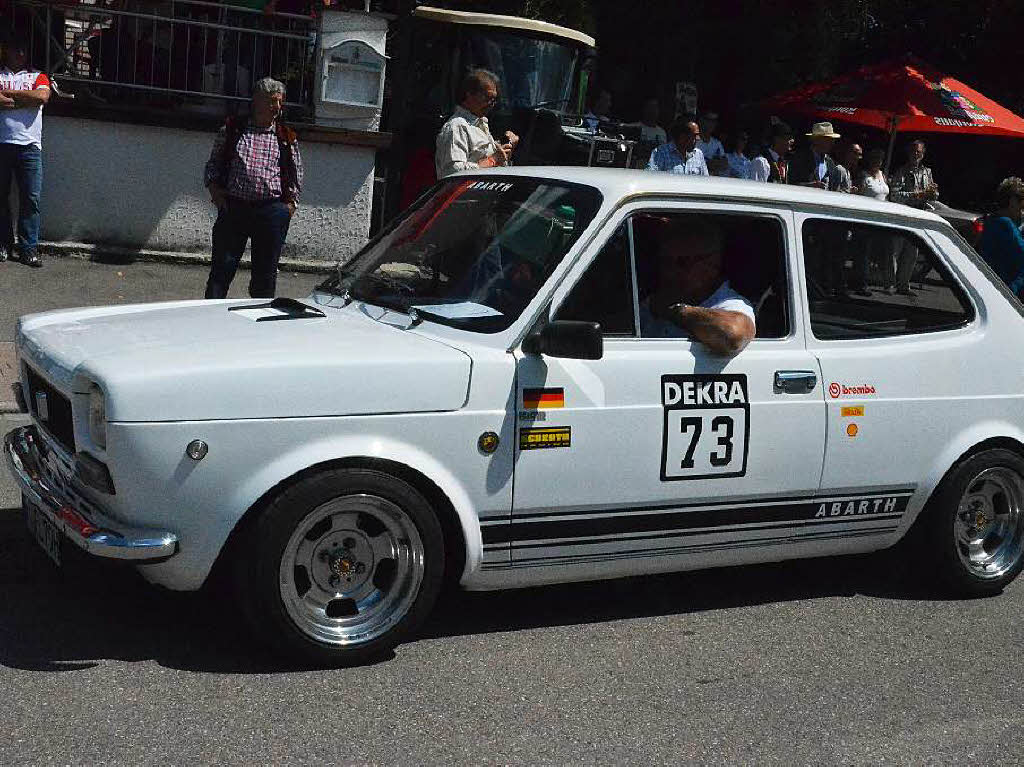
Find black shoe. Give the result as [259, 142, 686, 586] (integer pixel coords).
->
[21, 251, 42, 268]
[896, 287, 916, 297]
[853, 288, 872, 297]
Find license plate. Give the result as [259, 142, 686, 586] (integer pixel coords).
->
[25, 501, 63, 567]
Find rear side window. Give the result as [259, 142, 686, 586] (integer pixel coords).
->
[802, 219, 974, 340]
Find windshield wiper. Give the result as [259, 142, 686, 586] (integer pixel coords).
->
[317, 268, 356, 302]
[357, 295, 503, 331]
[351, 292, 410, 315]
[409, 302, 508, 331]
[407, 305, 457, 328]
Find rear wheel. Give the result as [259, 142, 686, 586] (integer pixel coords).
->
[924, 449, 1024, 596]
[234, 468, 445, 665]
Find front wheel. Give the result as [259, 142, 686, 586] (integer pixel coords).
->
[923, 449, 1024, 597]
[234, 468, 445, 665]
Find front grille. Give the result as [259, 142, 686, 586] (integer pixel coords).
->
[38, 447, 106, 523]
[24, 365, 76, 454]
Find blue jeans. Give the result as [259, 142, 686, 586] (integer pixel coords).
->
[205, 198, 292, 299]
[0, 143, 42, 256]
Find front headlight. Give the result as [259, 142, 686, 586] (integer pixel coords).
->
[88, 384, 107, 450]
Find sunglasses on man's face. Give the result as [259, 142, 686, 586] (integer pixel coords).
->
[668, 250, 718, 270]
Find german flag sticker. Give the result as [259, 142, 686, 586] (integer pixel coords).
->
[523, 387, 564, 409]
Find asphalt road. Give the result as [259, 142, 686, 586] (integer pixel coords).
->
[2, 260, 1024, 763]
[2, 411, 1024, 764]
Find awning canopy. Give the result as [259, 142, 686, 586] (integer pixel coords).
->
[412, 6, 596, 48]
[759, 56, 1024, 138]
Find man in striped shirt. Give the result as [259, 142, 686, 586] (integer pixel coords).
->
[647, 120, 709, 176]
[203, 77, 304, 298]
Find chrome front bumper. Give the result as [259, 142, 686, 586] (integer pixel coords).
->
[4, 426, 178, 562]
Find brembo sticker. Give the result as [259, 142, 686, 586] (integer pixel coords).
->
[829, 382, 876, 399]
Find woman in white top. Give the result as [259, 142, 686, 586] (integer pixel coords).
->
[857, 148, 898, 292]
[857, 149, 890, 200]
[724, 131, 752, 179]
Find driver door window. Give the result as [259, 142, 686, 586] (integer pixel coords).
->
[555, 212, 790, 341]
[632, 212, 789, 340]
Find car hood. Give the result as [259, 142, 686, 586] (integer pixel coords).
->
[17, 299, 472, 422]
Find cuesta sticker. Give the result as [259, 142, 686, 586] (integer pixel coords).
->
[519, 426, 571, 450]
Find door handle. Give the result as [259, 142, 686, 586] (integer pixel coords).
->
[774, 370, 817, 394]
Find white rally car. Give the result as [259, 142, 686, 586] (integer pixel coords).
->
[6, 169, 1024, 664]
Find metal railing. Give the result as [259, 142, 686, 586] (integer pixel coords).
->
[6, 0, 318, 118]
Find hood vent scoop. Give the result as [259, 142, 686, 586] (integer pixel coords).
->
[229, 297, 327, 322]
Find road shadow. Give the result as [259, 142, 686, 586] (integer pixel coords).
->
[421, 542, 947, 641]
[0, 506, 968, 674]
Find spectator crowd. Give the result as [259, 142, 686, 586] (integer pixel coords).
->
[579, 91, 1024, 300]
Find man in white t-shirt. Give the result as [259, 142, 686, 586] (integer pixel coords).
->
[639, 219, 756, 356]
[0, 37, 50, 267]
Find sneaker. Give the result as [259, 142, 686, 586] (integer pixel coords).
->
[0, 245, 8, 262]
[21, 251, 42, 268]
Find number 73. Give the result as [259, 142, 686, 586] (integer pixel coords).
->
[679, 415, 735, 469]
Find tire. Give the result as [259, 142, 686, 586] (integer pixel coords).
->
[921, 448, 1024, 597]
[233, 468, 445, 665]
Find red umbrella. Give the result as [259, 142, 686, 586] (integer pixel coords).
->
[760, 55, 1024, 166]
[761, 55, 1024, 137]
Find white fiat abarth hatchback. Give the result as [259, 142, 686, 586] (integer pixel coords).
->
[6, 168, 1024, 664]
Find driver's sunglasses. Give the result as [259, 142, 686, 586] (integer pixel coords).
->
[675, 250, 717, 269]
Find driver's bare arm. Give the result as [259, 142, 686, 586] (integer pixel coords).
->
[671, 305, 755, 356]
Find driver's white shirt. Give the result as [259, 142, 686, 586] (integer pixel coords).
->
[638, 281, 755, 338]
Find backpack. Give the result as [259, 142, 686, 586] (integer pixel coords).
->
[216, 116, 299, 202]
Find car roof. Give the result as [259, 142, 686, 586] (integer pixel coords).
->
[458, 167, 948, 227]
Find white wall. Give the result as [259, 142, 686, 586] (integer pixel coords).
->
[39, 115, 374, 263]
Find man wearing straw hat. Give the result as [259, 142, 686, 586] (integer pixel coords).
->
[788, 121, 844, 191]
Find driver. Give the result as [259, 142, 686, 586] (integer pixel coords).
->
[435, 69, 519, 178]
[639, 219, 756, 356]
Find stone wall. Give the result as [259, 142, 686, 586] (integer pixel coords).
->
[36, 115, 375, 263]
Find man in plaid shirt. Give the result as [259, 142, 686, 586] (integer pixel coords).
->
[203, 77, 304, 298]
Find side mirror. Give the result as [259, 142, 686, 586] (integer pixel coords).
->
[523, 321, 603, 360]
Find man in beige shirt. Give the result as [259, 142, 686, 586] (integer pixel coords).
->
[435, 69, 518, 178]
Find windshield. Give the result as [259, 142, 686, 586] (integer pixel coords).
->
[329, 177, 601, 332]
[461, 30, 579, 110]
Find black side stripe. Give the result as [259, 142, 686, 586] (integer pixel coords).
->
[477, 488, 916, 525]
[511, 488, 915, 522]
[482, 495, 911, 545]
[482, 527, 897, 570]
[509, 513, 905, 550]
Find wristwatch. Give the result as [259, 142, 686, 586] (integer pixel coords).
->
[668, 302, 692, 316]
